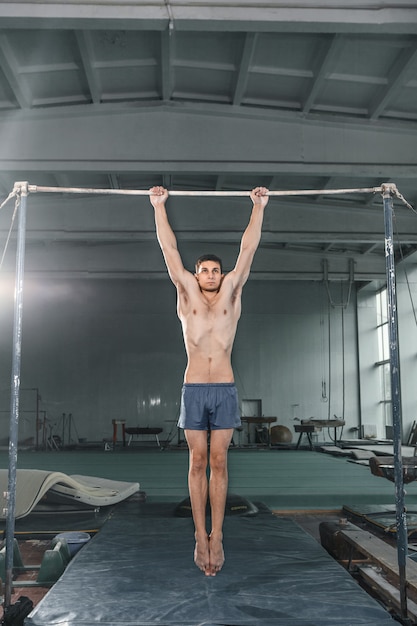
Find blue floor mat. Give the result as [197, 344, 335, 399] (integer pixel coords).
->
[26, 501, 396, 626]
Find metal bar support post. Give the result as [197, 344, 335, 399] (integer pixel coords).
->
[4, 182, 28, 608]
[382, 183, 409, 621]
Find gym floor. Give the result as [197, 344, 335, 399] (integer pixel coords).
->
[0, 445, 412, 510]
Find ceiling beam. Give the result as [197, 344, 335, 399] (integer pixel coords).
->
[232, 32, 257, 106]
[302, 34, 342, 114]
[0, 107, 416, 175]
[0, 2, 417, 35]
[1, 230, 403, 244]
[0, 32, 30, 108]
[0, 269, 388, 282]
[160, 28, 174, 101]
[74, 30, 101, 104]
[369, 42, 417, 120]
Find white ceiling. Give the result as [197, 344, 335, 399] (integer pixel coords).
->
[1, 1, 417, 283]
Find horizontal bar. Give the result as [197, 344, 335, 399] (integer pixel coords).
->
[25, 184, 384, 198]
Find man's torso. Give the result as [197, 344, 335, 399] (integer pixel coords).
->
[177, 274, 242, 383]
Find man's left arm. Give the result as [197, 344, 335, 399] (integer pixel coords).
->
[229, 186, 269, 287]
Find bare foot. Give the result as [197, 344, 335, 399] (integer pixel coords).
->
[194, 532, 211, 576]
[208, 532, 224, 576]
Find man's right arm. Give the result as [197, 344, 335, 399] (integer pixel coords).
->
[149, 186, 187, 286]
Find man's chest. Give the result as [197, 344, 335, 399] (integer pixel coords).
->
[179, 295, 240, 332]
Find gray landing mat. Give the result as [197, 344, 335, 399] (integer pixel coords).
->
[26, 502, 395, 626]
[0, 470, 139, 519]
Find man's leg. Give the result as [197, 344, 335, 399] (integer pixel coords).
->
[184, 429, 211, 575]
[207, 428, 234, 575]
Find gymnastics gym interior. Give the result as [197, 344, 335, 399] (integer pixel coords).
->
[1, 2, 417, 625]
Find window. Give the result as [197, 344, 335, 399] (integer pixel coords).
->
[375, 287, 392, 431]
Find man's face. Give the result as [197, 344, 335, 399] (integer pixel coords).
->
[195, 261, 223, 292]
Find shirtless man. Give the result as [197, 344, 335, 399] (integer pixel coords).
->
[150, 185, 269, 576]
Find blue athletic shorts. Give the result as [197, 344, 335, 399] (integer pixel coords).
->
[178, 383, 241, 430]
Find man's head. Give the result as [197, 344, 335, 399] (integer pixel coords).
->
[195, 254, 223, 274]
[195, 254, 224, 293]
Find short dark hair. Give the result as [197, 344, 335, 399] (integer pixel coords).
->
[195, 254, 223, 274]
